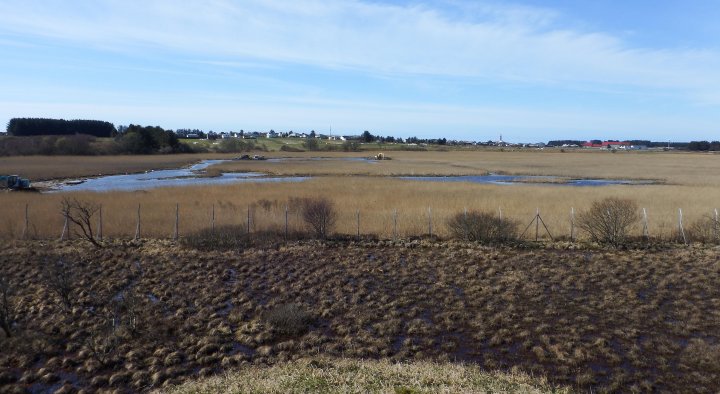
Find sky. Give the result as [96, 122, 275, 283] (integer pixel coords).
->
[0, 0, 719, 142]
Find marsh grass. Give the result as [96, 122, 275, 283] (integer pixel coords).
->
[2, 239, 720, 392]
[0, 153, 238, 181]
[162, 358, 568, 394]
[2, 177, 720, 242]
[207, 150, 720, 186]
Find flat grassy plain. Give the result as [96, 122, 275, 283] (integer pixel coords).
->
[1, 239, 719, 392]
[2, 150, 720, 241]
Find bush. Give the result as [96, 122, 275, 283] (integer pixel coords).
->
[42, 258, 77, 311]
[446, 210, 518, 243]
[687, 215, 720, 244]
[300, 197, 337, 239]
[577, 197, 639, 246]
[302, 138, 320, 151]
[264, 303, 313, 336]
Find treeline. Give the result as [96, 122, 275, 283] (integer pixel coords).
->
[118, 124, 189, 154]
[7, 118, 116, 137]
[687, 141, 720, 151]
[546, 140, 586, 146]
[0, 124, 195, 156]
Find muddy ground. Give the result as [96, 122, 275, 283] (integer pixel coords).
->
[1, 239, 719, 393]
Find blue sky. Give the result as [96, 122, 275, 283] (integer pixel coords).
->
[1, 0, 719, 142]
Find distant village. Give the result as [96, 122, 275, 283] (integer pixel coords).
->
[167, 128, 703, 150]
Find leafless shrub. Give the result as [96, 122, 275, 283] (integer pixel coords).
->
[687, 215, 720, 244]
[577, 197, 639, 246]
[0, 275, 16, 338]
[264, 303, 313, 336]
[300, 197, 337, 239]
[109, 287, 146, 337]
[61, 197, 101, 247]
[446, 210, 519, 243]
[85, 325, 121, 367]
[42, 258, 77, 311]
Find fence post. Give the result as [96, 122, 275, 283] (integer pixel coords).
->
[715, 208, 718, 242]
[570, 207, 575, 242]
[428, 207, 433, 237]
[678, 208, 687, 245]
[285, 205, 289, 240]
[174, 203, 179, 240]
[60, 212, 69, 241]
[535, 207, 540, 242]
[98, 205, 103, 241]
[642, 208, 649, 240]
[211, 204, 215, 232]
[135, 204, 141, 240]
[356, 209, 360, 239]
[499, 207, 503, 220]
[393, 209, 398, 240]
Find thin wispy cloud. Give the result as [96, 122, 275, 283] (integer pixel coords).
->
[0, 0, 718, 139]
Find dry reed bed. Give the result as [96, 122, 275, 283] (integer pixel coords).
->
[1, 240, 719, 393]
[209, 150, 720, 186]
[0, 154, 239, 182]
[3, 177, 720, 241]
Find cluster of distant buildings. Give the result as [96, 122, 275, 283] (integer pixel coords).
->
[177, 129, 349, 141]
[579, 141, 647, 150]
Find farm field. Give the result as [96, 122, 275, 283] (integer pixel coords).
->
[1, 239, 719, 393]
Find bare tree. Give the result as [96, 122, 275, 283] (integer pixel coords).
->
[61, 197, 101, 247]
[577, 197, 639, 246]
[301, 197, 337, 239]
[0, 275, 16, 338]
[42, 258, 76, 311]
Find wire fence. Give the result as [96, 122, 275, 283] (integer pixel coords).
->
[5, 201, 720, 245]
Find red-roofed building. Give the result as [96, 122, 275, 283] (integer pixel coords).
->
[582, 141, 631, 149]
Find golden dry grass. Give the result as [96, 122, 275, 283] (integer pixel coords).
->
[209, 150, 720, 186]
[162, 357, 568, 393]
[2, 150, 720, 242]
[2, 177, 719, 241]
[0, 153, 238, 181]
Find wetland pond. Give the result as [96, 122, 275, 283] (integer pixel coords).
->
[50, 159, 655, 192]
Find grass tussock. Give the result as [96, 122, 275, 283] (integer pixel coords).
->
[2, 239, 720, 392]
[161, 358, 568, 394]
